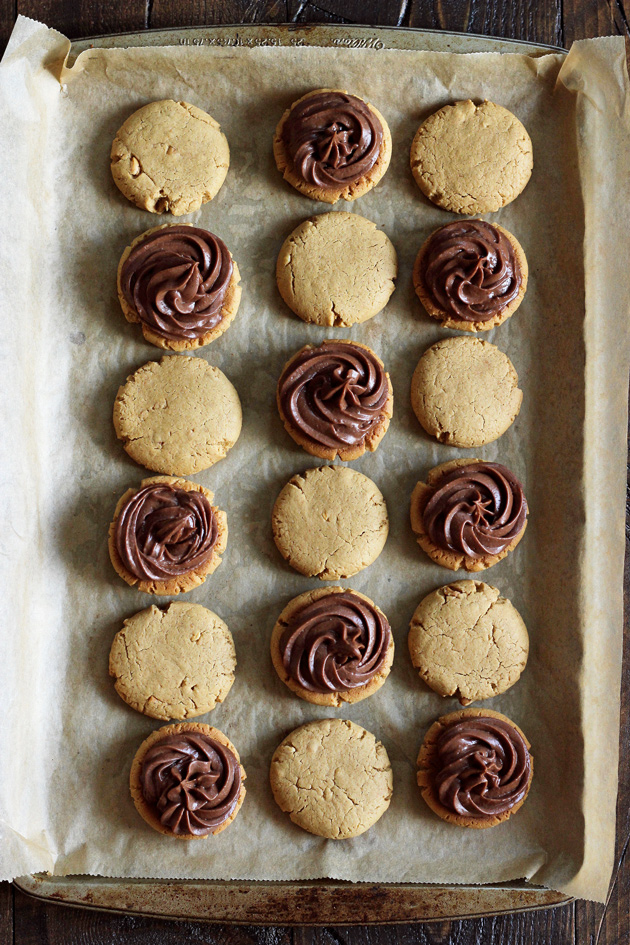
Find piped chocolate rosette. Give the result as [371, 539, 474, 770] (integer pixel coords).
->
[417, 709, 533, 828]
[410, 460, 528, 572]
[275, 89, 390, 201]
[118, 225, 238, 348]
[277, 340, 392, 460]
[414, 220, 527, 331]
[130, 724, 245, 837]
[272, 588, 393, 705]
[109, 477, 225, 593]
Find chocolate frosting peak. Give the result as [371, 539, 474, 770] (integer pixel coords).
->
[422, 220, 521, 322]
[282, 91, 383, 191]
[120, 226, 233, 342]
[280, 591, 391, 693]
[141, 732, 241, 835]
[435, 716, 531, 818]
[278, 341, 389, 452]
[115, 482, 218, 581]
[423, 462, 527, 559]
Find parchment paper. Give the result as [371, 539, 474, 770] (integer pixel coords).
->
[1, 16, 629, 903]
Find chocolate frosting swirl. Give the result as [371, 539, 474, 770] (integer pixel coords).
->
[423, 462, 527, 559]
[282, 91, 383, 191]
[141, 732, 241, 835]
[279, 591, 391, 693]
[434, 716, 531, 818]
[278, 341, 389, 452]
[115, 482, 218, 581]
[422, 220, 521, 322]
[120, 226, 233, 342]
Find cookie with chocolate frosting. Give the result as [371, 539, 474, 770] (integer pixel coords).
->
[277, 340, 393, 461]
[410, 336, 522, 448]
[408, 581, 529, 704]
[413, 220, 528, 332]
[109, 602, 236, 720]
[270, 718, 392, 839]
[273, 88, 392, 203]
[410, 100, 533, 214]
[117, 224, 242, 351]
[113, 355, 242, 476]
[108, 475, 227, 595]
[276, 212, 397, 327]
[130, 722, 246, 838]
[410, 459, 528, 572]
[270, 587, 394, 706]
[111, 100, 229, 216]
[417, 708, 533, 828]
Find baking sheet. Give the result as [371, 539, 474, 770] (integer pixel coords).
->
[0, 16, 628, 904]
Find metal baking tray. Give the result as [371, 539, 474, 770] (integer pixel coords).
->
[14, 22, 572, 925]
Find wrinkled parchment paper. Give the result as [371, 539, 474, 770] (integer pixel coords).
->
[1, 16, 629, 904]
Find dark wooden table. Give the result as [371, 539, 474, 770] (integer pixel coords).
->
[1, 1, 628, 943]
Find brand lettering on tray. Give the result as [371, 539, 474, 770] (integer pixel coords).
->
[178, 36, 281, 47]
[332, 37, 385, 49]
[176, 34, 385, 49]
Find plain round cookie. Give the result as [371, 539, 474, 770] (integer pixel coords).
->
[413, 223, 528, 332]
[111, 100, 230, 216]
[410, 336, 522, 448]
[276, 212, 398, 327]
[416, 707, 533, 828]
[130, 722, 246, 838]
[273, 88, 392, 203]
[272, 465, 389, 580]
[270, 718, 393, 839]
[109, 602, 236, 720]
[410, 459, 528, 572]
[408, 581, 529, 705]
[108, 475, 228, 595]
[410, 100, 533, 214]
[117, 224, 242, 351]
[113, 355, 242, 475]
[270, 586, 395, 706]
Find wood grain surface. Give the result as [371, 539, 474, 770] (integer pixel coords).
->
[1, 1, 628, 943]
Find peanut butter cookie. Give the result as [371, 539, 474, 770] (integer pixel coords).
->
[408, 581, 529, 704]
[272, 465, 389, 580]
[410, 336, 522, 448]
[110, 602, 236, 720]
[270, 718, 393, 839]
[410, 100, 533, 213]
[417, 708, 533, 828]
[130, 722, 245, 837]
[113, 355, 242, 476]
[273, 88, 392, 203]
[270, 586, 394, 706]
[111, 100, 229, 215]
[276, 211, 397, 327]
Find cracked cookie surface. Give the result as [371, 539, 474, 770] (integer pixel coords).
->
[110, 602, 236, 720]
[276, 211, 397, 327]
[410, 336, 522, 447]
[270, 718, 393, 839]
[111, 100, 229, 216]
[408, 580, 529, 705]
[113, 355, 242, 476]
[410, 100, 533, 214]
[272, 465, 389, 580]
